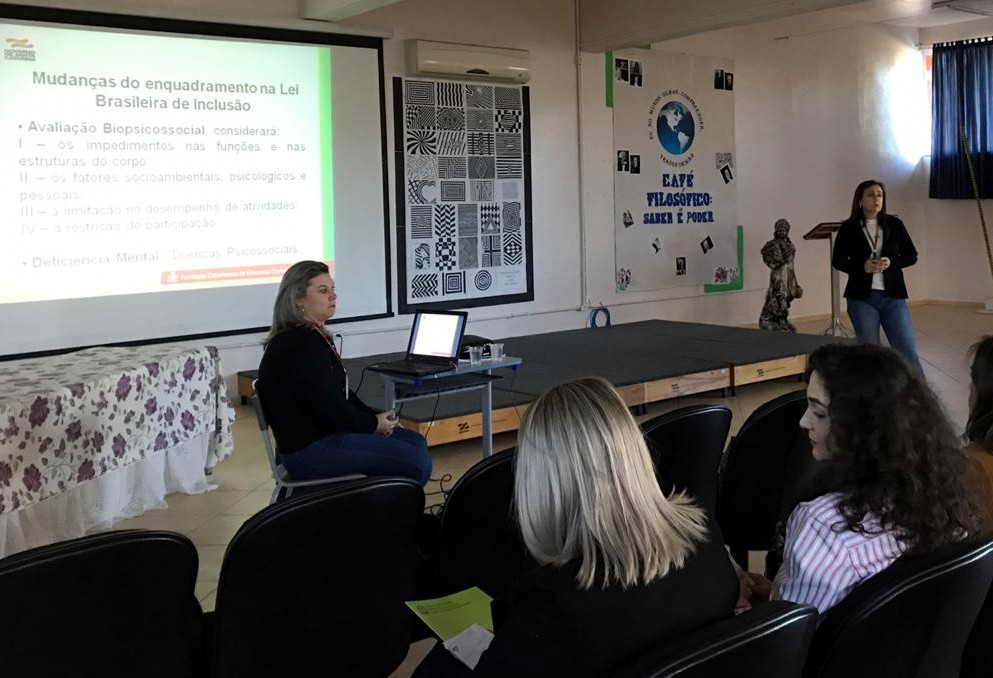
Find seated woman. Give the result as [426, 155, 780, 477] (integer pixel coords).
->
[770, 343, 980, 613]
[417, 377, 737, 677]
[256, 260, 431, 485]
[967, 335, 993, 527]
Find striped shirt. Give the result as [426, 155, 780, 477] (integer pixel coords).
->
[771, 492, 906, 614]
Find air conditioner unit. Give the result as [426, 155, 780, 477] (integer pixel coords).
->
[405, 40, 531, 84]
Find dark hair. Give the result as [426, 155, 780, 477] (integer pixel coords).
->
[967, 335, 993, 451]
[264, 260, 330, 346]
[801, 343, 981, 554]
[847, 179, 888, 227]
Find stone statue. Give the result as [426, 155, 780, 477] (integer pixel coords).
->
[759, 219, 803, 332]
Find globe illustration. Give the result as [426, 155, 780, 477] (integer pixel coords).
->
[656, 101, 696, 155]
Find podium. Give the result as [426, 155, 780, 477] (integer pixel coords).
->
[803, 222, 852, 337]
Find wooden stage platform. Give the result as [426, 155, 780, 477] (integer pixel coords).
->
[335, 320, 843, 447]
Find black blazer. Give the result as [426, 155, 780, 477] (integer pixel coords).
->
[471, 523, 738, 678]
[256, 325, 379, 454]
[831, 214, 918, 300]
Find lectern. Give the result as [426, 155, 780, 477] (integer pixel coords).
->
[803, 222, 851, 337]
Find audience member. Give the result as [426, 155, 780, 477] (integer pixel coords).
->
[832, 180, 923, 371]
[416, 377, 737, 677]
[765, 344, 980, 613]
[256, 260, 431, 484]
[967, 335, 993, 528]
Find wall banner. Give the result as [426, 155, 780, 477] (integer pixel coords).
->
[612, 50, 740, 292]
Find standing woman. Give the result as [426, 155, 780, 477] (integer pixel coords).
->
[256, 260, 431, 485]
[832, 180, 924, 371]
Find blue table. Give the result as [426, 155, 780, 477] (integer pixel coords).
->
[373, 356, 522, 457]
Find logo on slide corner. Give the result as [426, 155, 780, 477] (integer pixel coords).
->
[4, 37, 36, 62]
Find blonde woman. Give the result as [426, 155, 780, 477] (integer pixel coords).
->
[418, 378, 737, 676]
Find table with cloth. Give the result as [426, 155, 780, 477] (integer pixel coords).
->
[0, 343, 235, 558]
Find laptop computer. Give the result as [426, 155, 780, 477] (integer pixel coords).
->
[370, 310, 469, 377]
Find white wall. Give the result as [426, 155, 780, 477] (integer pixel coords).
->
[579, 20, 931, 327]
[578, 0, 864, 51]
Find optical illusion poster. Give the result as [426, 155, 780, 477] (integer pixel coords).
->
[612, 50, 741, 292]
[394, 77, 534, 313]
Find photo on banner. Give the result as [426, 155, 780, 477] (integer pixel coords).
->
[612, 50, 740, 292]
[393, 77, 534, 313]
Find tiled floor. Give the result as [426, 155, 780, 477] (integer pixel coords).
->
[112, 303, 989, 677]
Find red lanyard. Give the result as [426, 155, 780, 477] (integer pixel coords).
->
[310, 324, 349, 398]
[862, 224, 880, 255]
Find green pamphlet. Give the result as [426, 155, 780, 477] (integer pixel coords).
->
[406, 587, 494, 641]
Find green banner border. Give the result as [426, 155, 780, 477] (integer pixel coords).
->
[605, 51, 614, 108]
[704, 225, 744, 293]
[319, 48, 334, 262]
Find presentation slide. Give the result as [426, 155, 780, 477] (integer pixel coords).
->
[1, 13, 388, 357]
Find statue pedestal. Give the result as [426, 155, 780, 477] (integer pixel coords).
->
[803, 221, 852, 337]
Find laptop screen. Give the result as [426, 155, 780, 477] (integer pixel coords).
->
[408, 311, 467, 359]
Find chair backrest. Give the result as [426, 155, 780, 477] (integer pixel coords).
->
[250, 380, 282, 479]
[209, 477, 424, 678]
[641, 405, 733, 516]
[0, 530, 201, 678]
[718, 390, 820, 556]
[425, 449, 537, 599]
[614, 601, 818, 678]
[962, 580, 993, 677]
[804, 538, 993, 678]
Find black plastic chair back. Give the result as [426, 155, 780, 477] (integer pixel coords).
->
[209, 478, 424, 678]
[641, 405, 733, 516]
[804, 538, 993, 678]
[961, 580, 993, 677]
[718, 390, 821, 567]
[614, 601, 818, 678]
[425, 449, 537, 599]
[0, 530, 201, 678]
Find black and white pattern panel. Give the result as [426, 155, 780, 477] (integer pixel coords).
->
[437, 81, 463, 107]
[436, 107, 465, 131]
[494, 87, 522, 110]
[438, 157, 467, 179]
[410, 205, 433, 239]
[399, 77, 530, 308]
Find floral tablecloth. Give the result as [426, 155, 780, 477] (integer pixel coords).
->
[0, 344, 235, 517]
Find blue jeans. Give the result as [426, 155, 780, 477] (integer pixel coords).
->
[846, 291, 923, 372]
[279, 426, 432, 485]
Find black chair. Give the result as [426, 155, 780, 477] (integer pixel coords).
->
[421, 449, 537, 599]
[803, 538, 993, 678]
[718, 389, 822, 570]
[614, 601, 818, 678]
[641, 405, 733, 516]
[0, 530, 202, 678]
[961, 581, 993, 677]
[208, 478, 424, 678]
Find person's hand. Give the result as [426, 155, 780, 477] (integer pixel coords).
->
[375, 410, 398, 436]
[748, 573, 773, 604]
[736, 572, 755, 613]
[878, 256, 891, 271]
[864, 257, 885, 274]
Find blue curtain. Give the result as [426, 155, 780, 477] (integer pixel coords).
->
[930, 39, 993, 199]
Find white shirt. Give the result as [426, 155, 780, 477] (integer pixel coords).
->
[865, 218, 885, 291]
[771, 493, 905, 614]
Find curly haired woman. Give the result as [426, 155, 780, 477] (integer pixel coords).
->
[771, 343, 982, 613]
